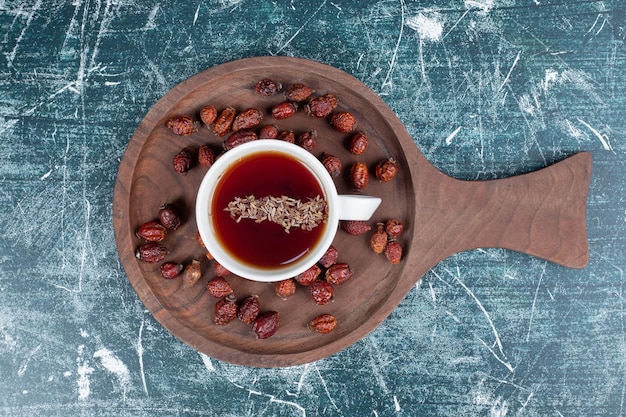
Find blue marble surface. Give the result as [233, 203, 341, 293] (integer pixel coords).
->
[1, 1, 624, 415]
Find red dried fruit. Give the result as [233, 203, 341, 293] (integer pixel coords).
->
[160, 262, 183, 279]
[252, 311, 280, 339]
[159, 204, 181, 230]
[296, 130, 317, 151]
[213, 261, 231, 277]
[310, 280, 334, 305]
[207, 277, 233, 298]
[277, 130, 295, 143]
[295, 264, 321, 286]
[258, 125, 279, 139]
[325, 263, 353, 285]
[340, 220, 371, 236]
[318, 246, 338, 268]
[166, 115, 198, 136]
[275, 279, 297, 300]
[237, 295, 260, 324]
[232, 108, 263, 132]
[285, 83, 314, 102]
[384, 240, 403, 264]
[308, 314, 338, 334]
[199, 105, 218, 126]
[385, 219, 404, 238]
[224, 130, 258, 150]
[212, 107, 237, 137]
[198, 145, 215, 168]
[182, 259, 202, 285]
[350, 162, 369, 191]
[321, 152, 342, 178]
[272, 101, 298, 120]
[255, 78, 282, 96]
[135, 242, 168, 263]
[348, 131, 368, 155]
[214, 295, 238, 325]
[375, 158, 399, 182]
[305, 94, 338, 118]
[136, 221, 167, 242]
[370, 223, 388, 254]
[173, 148, 194, 174]
[330, 111, 357, 132]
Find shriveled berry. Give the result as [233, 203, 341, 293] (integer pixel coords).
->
[224, 130, 258, 150]
[258, 124, 279, 139]
[375, 158, 399, 182]
[182, 259, 202, 286]
[325, 263, 353, 285]
[160, 262, 183, 279]
[310, 280, 334, 305]
[255, 78, 282, 96]
[321, 152, 342, 178]
[212, 107, 237, 137]
[232, 108, 263, 132]
[350, 162, 369, 191]
[385, 219, 404, 238]
[198, 145, 215, 168]
[272, 101, 298, 120]
[330, 111, 357, 132]
[277, 130, 295, 143]
[370, 223, 388, 254]
[166, 115, 198, 136]
[213, 261, 231, 277]
[135, 242, 168, 263]
[173, 148, 194, 174]
[237, 295, 260, 324]
[136, 221, 167, 242]
[318, 245, 339, 268]
[275, 279, 297, 300]
[308, 314, 338, 334]
[214, 295, 238, 325]
[159, 204, 181, 230]
[384, 240, 403, 264]
[285, 83, 314, 102]
[296, 130, 317, 151]
[252, 311, 280, 339]
[295, 264, 321, 286]
[348, 131, 368, 155]
[199, 105, 218, 126]
[207, 277, 233, 298]
[340, 220, 371, 236]
[305, 94, 338, 118]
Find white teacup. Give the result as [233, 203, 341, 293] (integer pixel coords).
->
[195, 140, 381, 282]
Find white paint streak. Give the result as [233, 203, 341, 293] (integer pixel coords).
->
[94, 348, 131, 400]
[17, 345, 41, 377]
[272, 0, 327, 55]
[497, 51, 521, 94]
[314, 363, 340, 412]
[406, 12, 444, 42]
[382, 0, 405, 89]
[527, 263, 546, 342]
[5, 0, 42, 68]
[77, 345, 93, 400]
[393, 395, 401, 411]
[200, 352, 216, 372]
[578, 118, 614, 152]
[465, 0, 494, 14]
[136, 319, 148, 395]
[445, 126, 462, 145]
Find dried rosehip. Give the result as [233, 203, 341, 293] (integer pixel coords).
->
[295, 264, 321, 286]
[370, 223, 388, 254]
[212, 107, 237, 137]
[237, 295, 260, 324]
[330, 111, 357, 132]
[375, 158, 399, 182]
[305, 94, 338, 118]
[285, 83, 314, 102]
[384, 240, 403, 264]
[198, 145, 215, 168]
[325, 263, 353, 285]
[296, 130, 317, 151]
[275, 279, 296, 300]
[224, 130, 258, 150]
[318, 245, 339, 268]
[350, 162, 369, 191]
[321, 152, 342, 178]
[232, 108, 263, 132]
[255, 78, 282, 96]
[277, 130, 295, 143]
[258, 124, 279, 139]
[200, 105, 218, 126]
[348, 131, 368, 155]
[173, 148, 194, 174]
[385, 219, 404, 238]
[252, 311, 280, 339]
[272, 101, 298, 120]
[207, 277, 233, 298]
[340, 220, 371, 236]
[310, 280, 334, 305]
[160, 261, 183, 279]
[214, 295, 238, 325]
[158, 204, 181, 231]
[136, 221, 167, 242]
[308, 314, 338, 334]
[166, 115, 198, 136]
[135, 242, 168, 263]
[213, 261, 231, 277]
[182, 259, 202, 286]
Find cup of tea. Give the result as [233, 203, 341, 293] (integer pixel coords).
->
[195, 140, 381, 282]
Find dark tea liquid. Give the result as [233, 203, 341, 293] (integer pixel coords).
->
[211, 151, 327, 270]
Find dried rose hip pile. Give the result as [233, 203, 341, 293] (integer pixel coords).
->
[135, 77, 407, 340]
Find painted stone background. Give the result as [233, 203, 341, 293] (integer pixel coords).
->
[1, 0, 624, 416]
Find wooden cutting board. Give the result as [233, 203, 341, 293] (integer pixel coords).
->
[112, 56, 592, 367]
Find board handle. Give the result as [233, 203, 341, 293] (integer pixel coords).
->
[416, 152, 593, 268]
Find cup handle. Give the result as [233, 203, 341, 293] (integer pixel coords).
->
[337, 195, 382, 221]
